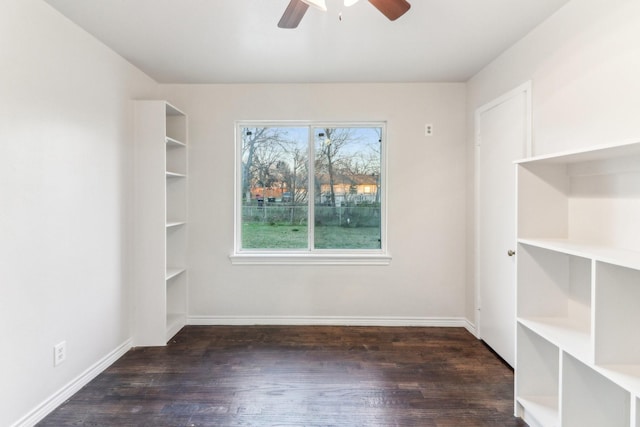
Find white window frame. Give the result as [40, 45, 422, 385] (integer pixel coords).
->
[230, 120, 391, 265]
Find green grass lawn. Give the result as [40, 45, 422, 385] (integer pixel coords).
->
[242, 222, 381, 249]
[242, 223, 308, 249]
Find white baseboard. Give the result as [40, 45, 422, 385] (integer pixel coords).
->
[464, 319, 478, 337]
[188, 315, 472, 329]
[12, 338, 132, 427]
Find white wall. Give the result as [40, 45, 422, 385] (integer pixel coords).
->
[0, 1, 158, 426]
[465, 0, 640, 320]
[159, 83, 467, 325]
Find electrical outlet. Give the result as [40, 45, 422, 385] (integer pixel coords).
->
[54, 341, 66, 367]
[425, 124, 434, 136]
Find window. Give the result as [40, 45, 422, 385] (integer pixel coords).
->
[232, 122, 389, 265]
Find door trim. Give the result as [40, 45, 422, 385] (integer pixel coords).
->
[474, 81, 532, 339]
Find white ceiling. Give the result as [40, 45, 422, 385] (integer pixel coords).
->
[44, 0, 570, 84]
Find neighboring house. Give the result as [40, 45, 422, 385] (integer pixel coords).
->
[248, 174, 379, 205]
[316, 173, 380, 206]
[249, 187, 288, 203]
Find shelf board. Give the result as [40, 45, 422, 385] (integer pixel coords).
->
[166, 171, 186, 178]
[518, 317, 591, 363]
[166, 136, 186, 147]
[166, 221, 186, 228]
[595, 364, 640, 397]
[166, 102, 186, 117]
[515, 139, 640, 165]
[517, 396, 559, 427]
[166, 268, 186, 281]
[518, 238, 640, 270]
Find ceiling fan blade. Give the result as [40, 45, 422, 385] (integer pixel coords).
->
[368, 0, 411, 21]
[278, 0, 310, 28]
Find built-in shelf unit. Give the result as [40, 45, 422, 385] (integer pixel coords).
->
[515, 140, 640, 427]
[134, 100, 188, 346]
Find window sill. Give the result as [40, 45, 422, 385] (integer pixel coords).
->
[229, 252, 392, 266]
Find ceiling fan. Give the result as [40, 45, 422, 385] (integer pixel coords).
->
[278, 0, 411, 29]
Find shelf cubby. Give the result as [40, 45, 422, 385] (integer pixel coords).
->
[165, 103, 187, 142]
[592, 262, 640, 395]
[517, 243, 592, 361]
[562, 353, 630, 427]
[167, 173, 187, 223]
[517, 140, 640, 254]
[166, 270, 187, 342]
[166, 137, 187, 176]
[594, 262, 640, 365]
[165, 312, 186, 343]
[516, 324, 560, 427]
[167, 216, 187, 271]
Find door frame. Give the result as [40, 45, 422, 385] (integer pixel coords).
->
[474, 81, 532, 340]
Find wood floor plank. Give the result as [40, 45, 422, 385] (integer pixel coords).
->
[38, 326, 527, 426]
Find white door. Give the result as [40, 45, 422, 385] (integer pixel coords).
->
[476, 83, 530, 367]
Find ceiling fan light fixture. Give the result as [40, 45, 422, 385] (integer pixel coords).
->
[278, 0, 411, 29]
[300, 0, 327, 11]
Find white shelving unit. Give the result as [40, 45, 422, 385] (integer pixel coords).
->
[515, 140, 640, 427]
[133, 101, 188, 346]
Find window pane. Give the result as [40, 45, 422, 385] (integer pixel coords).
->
[240, 127, 309, 249]
[313, 127, 382, 249]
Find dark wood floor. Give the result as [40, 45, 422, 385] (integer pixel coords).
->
[38, 326, 527, 427]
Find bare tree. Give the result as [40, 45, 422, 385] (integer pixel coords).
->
[316, 128, 355, 207]
[242, 127, 288, 202]
[252, 141, 285, 196]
